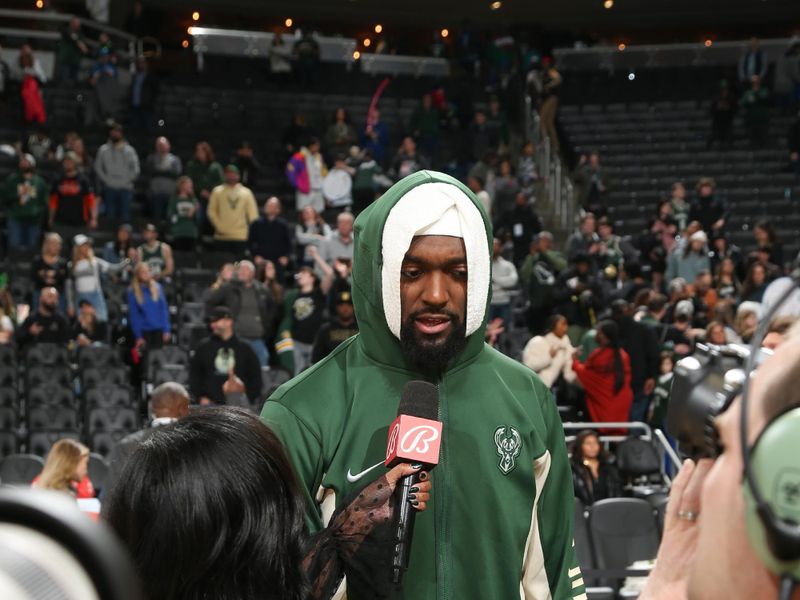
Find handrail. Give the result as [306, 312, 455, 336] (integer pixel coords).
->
[0, 8, 136, 43]
[653, 428, 682, 473]
[563, 421, 653, 440]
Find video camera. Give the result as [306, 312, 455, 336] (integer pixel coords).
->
[667, 342, 772, 460]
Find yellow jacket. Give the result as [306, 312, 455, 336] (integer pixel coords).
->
[207, 183, 258, 241]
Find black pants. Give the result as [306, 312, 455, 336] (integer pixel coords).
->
[142, 330, 165, 349]
[213, 240, 247, 256]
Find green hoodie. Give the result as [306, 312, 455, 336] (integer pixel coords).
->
[262, 171, 583, 599]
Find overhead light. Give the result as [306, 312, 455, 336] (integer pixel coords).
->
[35, 0, 43, 8]
[604, 0, 614, 8]
[375, 24, 383, 34]
[704, 39, 713, 47]
[353, 50, 361, 60]
[441, 28, 449, 38]
[628, 72, 636, 81]
[618, 43, 626, 51]
[285, 18, 293, 27]
[182, 39, 190, 48]
[191, 11, 200, 21]
[363, 38, 371, 47]
[187, 26, 194, 35]
[490, 1, 502, 9]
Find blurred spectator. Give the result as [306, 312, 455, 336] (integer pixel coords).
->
[69, 234, 126, 321]
[128, 262, 170, 351]
[105, 382, 190, 497]
[317, 212, 354, 277]
[144, 136, 182, 222]
[556, 253, 602, 344]
[572, 320, 633, 425]
[248, 197, 293, 278]
[276, 267, 324, 375]
[566, 212, 601, 264]
[647, 352, 675, 432]
[410, 93, 440, 158]
[467, 174, 492, 219]
[570, 430, 622, 506]
[734, 301, 762, 343]
[390, 136, 429, 180]
[691, 270, 718, 326]
[666, 230, 711, 283]
[709, 232, 744, 281]
[54, 131, 79, 162]
[207, 164, 258, 255]
[26, 127, 53, 163]
[596, 216, 636, 268]
[494, 158, 520, 214]
[573, 152, 608, 215]
[538, 56, 562, 153]
[486, 96, 510, 153]
[669, 181, 691, 232]
[287, 137, 327, 214]
[205, 261, 276, 367]
[48, 154, 97, 230]
[269, 33, 293, 78]
[324, 108, 357, 163]
[32, 439, 93, 498]
[16, 44, 47, 126]
[738, 37, 768, 85]
[520, 231, 567, 286]
[742, 74, 771, 147]
[258, 260, 284, 310]
[72, 299, 108, 347]
[56, 17, 89, 84]
[87, 48, 118, 125]
[323, 154, 355, 210]
[740, 261, 770, 303]
[352, 149, 386, 214]
[124, 1, 151, 38]
[167, 176, 199, 251]
[137, 224, 174, 282]
[0, 290, 14, 345]
[189, 306, 262, 406]
[103, 224, 137, 284]
[293, 30, 320, 87]
[774, 39, 800, 111]
[86, 0, 110, 23]
[231, 141, 261, 188]
[295, 205, 331, 266]
[715, 256, 742, 302]
[186, 142, 224, 226]
[489, 237, 519, 327]
[32, 233, 69, 313]
[704, 320, 728, 345]
[494, 192, 541, 266]
[95, 124, 140, 223]
[752, 220, 784, 268]
[311, 289, 359, 363]
[468, 110, 491, 162]
[708, 80, 736, 148]
[517, 141, 539, 199]
[17, 287, 70, 348]
[610, 299, 660, 422]
[129, 58, 158, 131]
[3, 153, 48, 249]
[689, 177, 727, 233]
[282, 113, 311, 161]
[789, 110, 800, 176]
[468, 151, 497, 205]
[361, 109, 390, 165]
[522, 314, 576, 388]
[644, 200, 677, 269]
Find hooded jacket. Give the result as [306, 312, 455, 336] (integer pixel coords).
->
[262, 171, 583, 600]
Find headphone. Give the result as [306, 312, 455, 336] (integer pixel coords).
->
[740, 275, 800, 587]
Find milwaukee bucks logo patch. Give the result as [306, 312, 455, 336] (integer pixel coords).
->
[494, 426, 522, 475]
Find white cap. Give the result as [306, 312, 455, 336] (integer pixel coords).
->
[73, 234, 91, 246]
[690, 230, 708, 244]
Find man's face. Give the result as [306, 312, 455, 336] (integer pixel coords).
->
[696, 273, 712, 292]
[143, 229, 156, 244]
[687, 343, 797, 599]
[109, 129, 123, 143]
[589, 153, 600, 169]
[338, 215, 353, 237]
[40, 289, 58, 312]
[399, 236, 469, 373]
[335, 302, 354, 321]
[540, 236, 553, 251]
[598, 224, 612, 240]
[155, 137, 169, 154]
[224, 170, 240, 186]
[265, 199, 280, 219]
[80, 303, 95, 319]
[210, 316, 232, 337]
[237, 264, 254, 284]
[581, 216, 596, 235]
[475, 112, 486, 126]
[699, 184, 713, 198]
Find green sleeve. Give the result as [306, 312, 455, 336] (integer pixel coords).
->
[261, 400, 325, 532]
[536, 386, 585, 599]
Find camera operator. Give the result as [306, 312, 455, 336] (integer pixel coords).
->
[641, 334, 800, 600]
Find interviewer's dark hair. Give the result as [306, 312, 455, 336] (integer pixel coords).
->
[103, 407, 308, 600]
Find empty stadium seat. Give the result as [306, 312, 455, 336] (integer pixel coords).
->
[25, 343, 69, 366]
[87, 407, 138, 432]
[78, 344, 123, 371]
[0, 388, 18, 410]
[90, 430, 132, 457]
[0, 432, 18, 458]
[146, 345, 190, 381]
[27, 431, 81, 458]
[84, 385, 134, 410]
[0, 345, 17, 369]
[0, 453, 43, 486]
[153, 365, 190, 387]
[82, 366, 128, 390]
[0, 367, 16, 389]
[28, 406, 80, 431]
[27, 365, 72, 389]
[27, 385, 76, 410]
[178, 302, 205, 325]
[0, 407, 16, 430]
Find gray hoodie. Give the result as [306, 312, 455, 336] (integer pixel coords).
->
[95, 142, 140, 191]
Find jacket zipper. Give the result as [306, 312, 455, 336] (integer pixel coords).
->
[435, 379, 450, 600]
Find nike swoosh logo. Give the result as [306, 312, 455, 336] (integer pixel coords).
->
[346, 461, 384, 483]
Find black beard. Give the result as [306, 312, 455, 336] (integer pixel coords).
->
[400, 310, 468, 375]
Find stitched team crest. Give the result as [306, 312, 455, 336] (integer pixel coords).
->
[494, 426, 522, 475]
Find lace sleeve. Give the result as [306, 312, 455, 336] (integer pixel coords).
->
[303, 474, 397, 600]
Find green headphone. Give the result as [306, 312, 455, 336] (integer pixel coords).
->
[743, 406, 800, 580]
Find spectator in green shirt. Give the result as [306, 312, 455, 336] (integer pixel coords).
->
[167, 176, 199, 251]
[186, 141, 224, 229]
[3, 153, 49, 249]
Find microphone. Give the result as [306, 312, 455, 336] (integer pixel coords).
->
[385, 380, 441, 586]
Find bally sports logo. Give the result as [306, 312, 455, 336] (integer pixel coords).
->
[384, 415, 443, 467]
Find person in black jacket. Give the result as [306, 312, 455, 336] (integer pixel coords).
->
[311, 289, 359, 364]
[204, 261, 276, 367]
[554, 253, 604, 344]
[610, 299, 660, 422]
[570, 430, 622, 506]
[494, 192, 542, 267]
[689, 177, 728, 234]
[129, 58, 158, 132]
[16, 287, 70, 349]
[248, 197, 293, 281]
[189, 306, 262, 406]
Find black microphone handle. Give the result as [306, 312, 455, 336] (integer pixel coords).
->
[391, 469, 422, 586]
